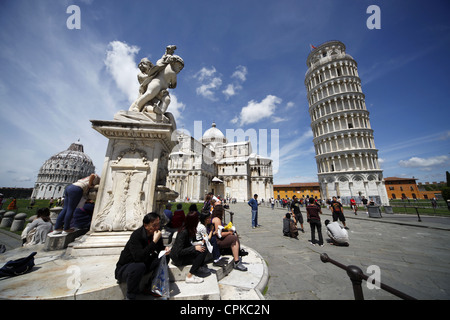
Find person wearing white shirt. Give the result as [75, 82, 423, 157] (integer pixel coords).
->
[325, 219, 349, 246]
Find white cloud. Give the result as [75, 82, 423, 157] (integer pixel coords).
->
[193, 66, 223, 101]
[104, 41, 140, 103]
[196, 77, 223, 100]
[194, 67, 217, 81]
[222, 83, 243, 99]
[286, 101, 295, 109]
[399, 155, 450, 168]
[223, 65, 247, 99]
[237, 95, 282, 126]
[231, 65, 248, 82]
[168, 93, 186, 122]
[279, 130, 314, 163]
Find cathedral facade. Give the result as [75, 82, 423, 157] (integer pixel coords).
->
[166, 122, 274, 202]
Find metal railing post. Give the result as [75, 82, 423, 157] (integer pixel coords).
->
[320, 253, 417, 300]
[414, 207, 422, 222]
[346, 265, 365, 300]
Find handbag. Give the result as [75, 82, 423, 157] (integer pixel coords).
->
[0, 252, 37, 278]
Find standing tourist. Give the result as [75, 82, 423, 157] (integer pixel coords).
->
[53, 173, 100, 234]
[306, 197, 323, 246]
[330, 196, 348, 229]
[248, 194, 259, 229]
[350, 198, 358, 215]
[291, 195, 304, 233]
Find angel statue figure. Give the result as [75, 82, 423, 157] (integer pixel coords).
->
[129, 45, 184, 114]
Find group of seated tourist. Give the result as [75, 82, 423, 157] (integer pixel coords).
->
[115, 192, 248, 299]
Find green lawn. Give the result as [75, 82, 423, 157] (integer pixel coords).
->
[1, 199, 205, 221]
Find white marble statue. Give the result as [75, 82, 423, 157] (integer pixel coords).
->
[129, 45, 184, 114]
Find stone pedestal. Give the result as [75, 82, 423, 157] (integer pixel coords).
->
[0, 211, 16, 228]
[10, 213, 27, 232]
[70, 110, 179, 256]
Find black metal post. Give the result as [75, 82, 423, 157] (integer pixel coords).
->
[346, 265, 365, 300]
[414, 207, 422, 222]
[320, 253, 417, 300]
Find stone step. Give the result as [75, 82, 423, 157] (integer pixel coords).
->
[168, 256, 233, 282]
[170, 273, 221, 300]
[44, 229, 88, 251]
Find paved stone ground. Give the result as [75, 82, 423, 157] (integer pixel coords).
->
[226, 202, 450, 300]
[1, 204, 450, 300]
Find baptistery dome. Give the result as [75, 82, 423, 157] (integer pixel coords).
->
[31, 141, 96, 199]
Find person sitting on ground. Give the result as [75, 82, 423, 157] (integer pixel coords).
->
[171, 203, 185, 230]
[115, 212, 170, 300]
[170, 211, 209, 284]
[211, 205, 247, 271]
[70, 199, 95, 230]
[21, 207, 53, 246]
[282, 212, 298, 239]
[324, 219, 349, 247]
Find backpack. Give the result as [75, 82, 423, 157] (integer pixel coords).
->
[0, 252, 37, 278]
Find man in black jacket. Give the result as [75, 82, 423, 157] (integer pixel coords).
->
[115, 212, 170, 299]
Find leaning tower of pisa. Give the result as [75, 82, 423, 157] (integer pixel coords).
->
[305, 40, 389, 205]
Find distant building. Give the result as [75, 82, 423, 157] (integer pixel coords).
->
[31, 142, 96, 199]
[273, 182, 321, 200]
[384, 177, 420, 200]
[385, 178, 443, 200]
[417, 181, 444, 200]
[305, 40, 389, 204]
[166, 122, 274, 202]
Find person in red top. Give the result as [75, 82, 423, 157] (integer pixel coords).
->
[170, 203, 185, 229]
[350, 198, 358, 215]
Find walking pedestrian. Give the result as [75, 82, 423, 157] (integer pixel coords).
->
[350, 198, 358, 215]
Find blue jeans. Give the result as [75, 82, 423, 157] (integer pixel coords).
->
[251, 210, 258, 227]
[54, 184, 83, 230]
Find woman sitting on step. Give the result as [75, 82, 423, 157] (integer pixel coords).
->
[170, 211, 209, 284]
[211, 205, 247, 272]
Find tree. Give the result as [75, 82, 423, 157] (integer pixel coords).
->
[446, 171, 450, 188]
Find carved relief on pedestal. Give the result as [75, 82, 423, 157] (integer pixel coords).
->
[92, 145, 150, 232]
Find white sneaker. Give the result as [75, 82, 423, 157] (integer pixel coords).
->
[185, 275, 204, 283]
[51, 230, 62, 235]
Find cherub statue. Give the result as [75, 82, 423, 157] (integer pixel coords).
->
[129, 45, 184, 114]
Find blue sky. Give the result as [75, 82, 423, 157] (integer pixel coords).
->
[1, 0, 449, 188]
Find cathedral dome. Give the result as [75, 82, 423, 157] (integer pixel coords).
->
[31, 141, 96, 199]
[202, 122, 226, 141]
[201, 122, 228, 151]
